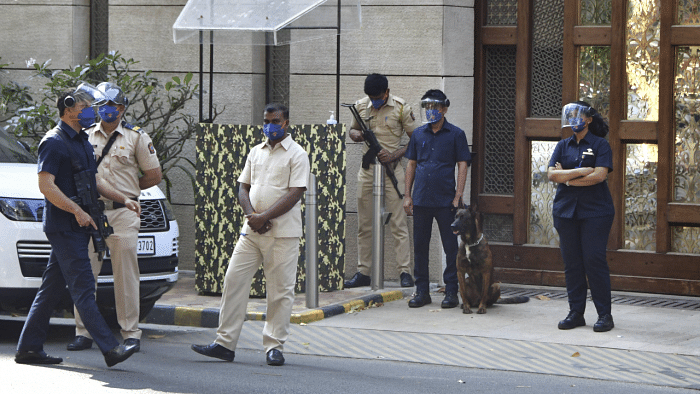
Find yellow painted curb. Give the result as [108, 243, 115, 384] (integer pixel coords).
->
[174, 307, 204, 327]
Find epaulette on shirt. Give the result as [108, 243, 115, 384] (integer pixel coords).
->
[121, 121, 144, 134]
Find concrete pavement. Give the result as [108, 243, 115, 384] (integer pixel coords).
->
[150, 270, 700, 357]
[147, 270, 700, 389]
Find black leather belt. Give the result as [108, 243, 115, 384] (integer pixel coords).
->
[112, 197, 139, 209]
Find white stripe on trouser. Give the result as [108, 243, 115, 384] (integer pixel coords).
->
[215, 234, 299, 354]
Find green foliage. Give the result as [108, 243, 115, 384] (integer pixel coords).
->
[0, 52, 222, 199]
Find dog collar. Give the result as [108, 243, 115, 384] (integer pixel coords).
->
[467, 233, 484, 248]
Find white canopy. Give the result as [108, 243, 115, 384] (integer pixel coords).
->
[173, 0, 361, 45]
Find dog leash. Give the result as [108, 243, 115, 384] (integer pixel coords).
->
[467, 233, 484, 248]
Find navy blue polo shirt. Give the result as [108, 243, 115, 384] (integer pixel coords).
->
[548, 131, 615, 219]
[405, 119, 471, 207]
[37, 121, 97, 233]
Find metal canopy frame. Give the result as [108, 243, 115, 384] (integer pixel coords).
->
[172, 0, 361, 122]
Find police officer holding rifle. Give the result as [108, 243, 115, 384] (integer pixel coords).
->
[345, 74, 418, 288]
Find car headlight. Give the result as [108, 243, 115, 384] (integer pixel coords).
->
[161, 199, 176, 221]
[0, 198, 44, 221]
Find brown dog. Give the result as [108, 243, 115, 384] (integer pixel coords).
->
[451, 205, 528, 314]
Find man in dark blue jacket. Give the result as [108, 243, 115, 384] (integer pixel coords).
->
[403, 89, 471, 308]
[15, 84, 140, 367]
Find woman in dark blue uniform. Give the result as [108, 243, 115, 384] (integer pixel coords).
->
[547, 101, 615, 332]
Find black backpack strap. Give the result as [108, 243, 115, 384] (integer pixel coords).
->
[96, 131, 119, 168]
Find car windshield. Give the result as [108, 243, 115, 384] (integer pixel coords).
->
[0, 131, 36, 163]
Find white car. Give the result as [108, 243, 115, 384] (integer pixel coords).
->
[0, 130, 179, 322]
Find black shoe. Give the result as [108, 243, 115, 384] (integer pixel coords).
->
[408, 292, 432, 308]
[15, 350, 62, 365]
[191, 343, 235, 362]
[558, 310, 586, 330]
[593, 314, 614, 332]
[400, 272, 414, 287]
[103, 343, 138, 368]
[266, 349, 285, 366]
[345, 272, 371, 288]
[441, 292, 459, 308]
[124, 338, 140, 353]
[67, 335, 93, 351]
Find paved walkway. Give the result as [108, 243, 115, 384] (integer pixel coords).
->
[148, 270, 700, 389]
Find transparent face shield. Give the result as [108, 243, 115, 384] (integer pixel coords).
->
[72, 82, 106, 107]
[420, 98, 447, 124]
[561, 103, 591, 129]
[97, 82, 128, 107]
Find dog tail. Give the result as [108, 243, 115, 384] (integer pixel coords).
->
[495, 296, 530, 304]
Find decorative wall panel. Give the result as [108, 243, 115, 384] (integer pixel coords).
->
[484, 46, 517, 195]
[624, 144, 658, 251]
[579, 46, 611, 120]
[194, 124, 346, 295]
[580, 0, 611, 25]
[531, 0, 564, 118]
[486, 0, 518, 25]
[674, 47, 700, 204]
[678, 0, 700, 25]
[672, 227, 700, 254]
[627, 0, 660, 121]
[483, 214, 513, 243]
[529, 141, 558, 246]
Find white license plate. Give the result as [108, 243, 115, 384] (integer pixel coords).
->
[137, 237, 155, 256]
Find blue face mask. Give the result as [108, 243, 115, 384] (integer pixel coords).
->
[570, 118, 586, 133]
[425, 109, 443, 123]
[77, 106, 96, 128]
[98, 105, 120, 123]
[371, 97, 386, 110]
[263, 123, 285, 141]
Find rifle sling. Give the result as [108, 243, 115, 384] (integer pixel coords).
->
[96, 131, 119, 168]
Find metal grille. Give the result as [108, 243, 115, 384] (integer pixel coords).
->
[140, 200, 167, 231]
[502, 286, 700, 311]
[486, 0, 518, 25]
[483, 214, 513, 243]
[484, 46, 516, 194]
[267, 30, 290, 107]
[530, 0, 564, 118]
[90, 0, 109, 59]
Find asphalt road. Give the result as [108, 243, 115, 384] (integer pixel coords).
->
[1, 316, 697, 394]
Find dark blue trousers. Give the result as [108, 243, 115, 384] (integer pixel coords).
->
[554, 215, 614, 316]
[17, 231, 119, 354]
[412, 206, 459, 294]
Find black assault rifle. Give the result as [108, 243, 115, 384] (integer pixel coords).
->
[342, 103, 404, 198]
[71, 170, 114, 261]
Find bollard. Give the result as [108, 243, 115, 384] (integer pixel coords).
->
[371, 164, 388, 290]
[305, 173, 319, 308]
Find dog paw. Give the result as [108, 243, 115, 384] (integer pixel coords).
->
[477, 307, 487, 314]
[462, 308, 473, 314]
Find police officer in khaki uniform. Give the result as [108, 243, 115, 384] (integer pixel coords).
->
[67, 82, 162, 352]
[346, 74, 418, 288]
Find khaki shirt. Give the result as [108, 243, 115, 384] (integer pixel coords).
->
[238, 135, 310, 238]
[350, 94, 417, 153]
[87, 121, 161, 200]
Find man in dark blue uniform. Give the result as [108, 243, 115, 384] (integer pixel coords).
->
[15, 84, 141, 367]
[403, 89, 471, 308]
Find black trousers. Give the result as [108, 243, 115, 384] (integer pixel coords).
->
[412, 206, 459, 294]
[554, 214, 614, 316]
